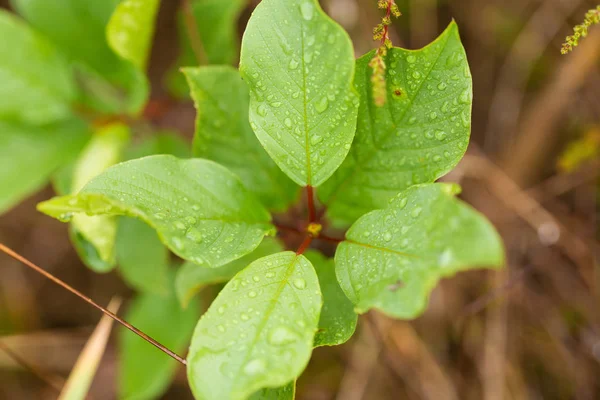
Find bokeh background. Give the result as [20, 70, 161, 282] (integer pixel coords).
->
[1, 0, 599, 399]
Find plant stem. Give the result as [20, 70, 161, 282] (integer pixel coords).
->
[306, 185, 316, 223]
[319, 234, 344, 244]
[296, 236, 313, 255]
[182, 0, 207, 65]
[0, 243, 187, 366]
[273, 223, 303, 235]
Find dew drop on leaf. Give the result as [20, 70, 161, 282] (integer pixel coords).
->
[244, 359, 266, 376]
[300, 2, 314, 21]
[293, 278, 307, 290]
[268, 326, 298, 346]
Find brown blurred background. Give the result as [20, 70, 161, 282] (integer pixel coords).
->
[1, 0, 599, 399]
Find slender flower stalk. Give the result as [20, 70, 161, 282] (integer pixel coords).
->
[369, 0, 401, 106]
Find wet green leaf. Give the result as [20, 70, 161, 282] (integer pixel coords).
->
[120, 280, 200, 400]
[176, 238, 283, 308]
[117, 218, 169, 294]
[70, 123, 131, 273]
[11, 0, 147, 115]
[335, 183, 504, 319]
[38, 155, 274, 268]
[0, 10, 76, 124]
[304, 251, 356, 347]
[0, 119, 89, 214]
[106, 0, 160, 71]
[249, 381, 295, 400]
[187, 252, 321, 400]
[239, 0, 359, 187]
[166, 0, 246, 97]
[184, 66, 299, 211]
[319, 22, 472, 226]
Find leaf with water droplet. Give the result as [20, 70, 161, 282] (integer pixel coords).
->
[240, 0, 358, 187]
[165, 0, 246, 98]
[304, 251, 357, 347]
[319, 22, 473, 226]
[248, 381, 296, 400]
[37, 155, 274, 269]
[120, 272, 200, 400]
[187, 252, 321, 400]
[106, 0, 159, 70]
[335, 183, 504, 319]
[184, 66, 299, 211]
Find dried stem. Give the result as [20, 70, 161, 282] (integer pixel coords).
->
[0, 243, 187, 366]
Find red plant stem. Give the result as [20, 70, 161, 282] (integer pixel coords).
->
[380, 1, 393, 49]
[306, 186, 317, 223]
[319, 234, 344, 244]
[296, 236, 313, 255]
[0, 243, 187, 366]
[274, 223, 303, 235]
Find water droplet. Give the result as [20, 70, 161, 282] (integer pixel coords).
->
[284, 118, 292, 128]
[248, 291, 257, 298]
[217, 324, 225, 333]
[257, 104, 267, 117]
[435, 130, 447, 141]
[437, 82, 447, 91]
[218, 306, 225, 314]
[293, 278, 306, 290]
[172, 237, 185, 251]
[154, 212, 166, 220]
[186, 228, 203, 243]
[268, 326, 298, 346]
[244, 358, 266, 375]
[174, 221, 186, 230]
[288, 58, 299, 70]
[397, 198, 408, 209]
[412, 71, 421, 79]
[406, 54, 416, 63]
[411, 207, 422, 218]
[383, 232, 392, 242]
[315, 97, 329, 113]
[459, 89, 471, 104]
[300, 2, 314, 20]
[310, 135, 323, 145]
[252, 275, 260, 282]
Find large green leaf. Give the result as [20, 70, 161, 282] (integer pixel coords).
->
[319, 22, 472, 226]
[117, 218, 169, 294]
[249, 382, 295, 400]
[106, 0, 160, 71]
[119, 279, 200, 400]
[166, 0, 246, 98]
[69, 123, 131, 273]
[176, 238, 283, 308]
[304, 250, 356, 347]
[37, 155, 274, 268]
[0, 119, 89, 214]
[335, 183, 504, 319]
[184, 66, 299, 211]
[0, 10, 76, 124]
[187, 252, 321, 400]
[239, 0, 359, 187]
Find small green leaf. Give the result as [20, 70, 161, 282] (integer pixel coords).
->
[11, 0, 147, 115]
[0, 119, 89, 214]
[117, 218, 169, 294]
[249, 381, 296, 400]
[239, 0, 359, 187]
[38, 155, 274, 268]
[120, 280, 200, 400]
[184, 66, 299, 211]
[319, 22, 472, 226]
[0, 10, 76, 124]
[70, 123, 131, 273]
[166, 0, 246, 97]
[187, 252, 321, 400]
[304, 250, 356, 347]
[176, 238, 283, 308]
[335, 183, 504, 319]
[106, 0, 160, 71]
[125, 132, 190, 160]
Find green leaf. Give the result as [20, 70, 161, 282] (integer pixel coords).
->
[335, 183, 504, 319]
[249, 382, 295, 400]
[69, 123, 131, 273]
[165, 0, 246, 98]
[239, 0, 359, 187]
[187, 252, 321, 400]
[117, 218, 169, 294]
[11, 0, 148, 115]
[37, 155, 274, 268]
[125, 132, 190, 160]
[0, 10, 76, 124]
[106, 0, 160, 71]
[120, 280, 200, 400]
[184, 66, 299, 211]
[319, 22, 472, 226]
[304, 250, 356, 347]
[0, 119, 89, 214]
[176, 238, 283, 308]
